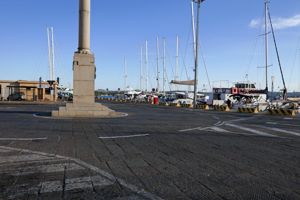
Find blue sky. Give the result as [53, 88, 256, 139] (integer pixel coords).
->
[0, 0, 300, 92]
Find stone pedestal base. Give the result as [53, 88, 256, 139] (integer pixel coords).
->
[52, 51, 124, 118]
[52, 103, 123, 118]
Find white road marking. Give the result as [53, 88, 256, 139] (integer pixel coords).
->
[266, 122, 277, 125]
[178, 127, 211, 132]
[263, 127, 300, 137]
[214, 121, 223, 126]
[266, 121, 300, 128]
[225, 117, 257, 124]
[179, 126, 233, 134]
[0, 137, 47, 141]
[225, 123, 278, 138]
[284, 117, 293, 120]
[212, 116, 220, 120]
[266, 123, 300, 127]
[209, 126, 231, 133]
[0, 145, 163, 200]
[99, 134, 149, 139]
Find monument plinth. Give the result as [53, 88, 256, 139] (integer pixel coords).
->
[52, 0, 121, 118]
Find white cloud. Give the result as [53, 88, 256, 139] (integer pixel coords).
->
[249, 18, 261, 28]
[273, 14, 300, 29]
[249, 14, 300, 30]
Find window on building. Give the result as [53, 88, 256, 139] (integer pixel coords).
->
[45, 88, 51, 95]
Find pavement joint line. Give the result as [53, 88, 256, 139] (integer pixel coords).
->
[0, 145, 163, 200]
[225, 123, 279, 138]
[98, 134, 150, 139]
[0, 137, 48, 141]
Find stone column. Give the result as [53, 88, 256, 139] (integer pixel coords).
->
[73, 0, 95, 105]
[52, 0, 120, 118]
[78, 0, 90, 53]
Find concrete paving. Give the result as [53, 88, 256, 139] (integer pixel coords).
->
[0, 102, 299, 200]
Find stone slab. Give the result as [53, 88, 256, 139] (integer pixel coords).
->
[52, 103, 124, 118]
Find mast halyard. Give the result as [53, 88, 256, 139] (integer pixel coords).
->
[267, 4, 288, 100]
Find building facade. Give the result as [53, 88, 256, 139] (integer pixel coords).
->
[0, 80, 58, 101]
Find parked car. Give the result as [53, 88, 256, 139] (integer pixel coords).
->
[7, 93, 25, 101]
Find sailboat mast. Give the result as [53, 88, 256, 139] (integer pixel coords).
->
[264, 0, 269, 95]
[51, 27, 55, 81]
[191, 1, 196, 59]
[145, 40, 148, 92]
[163, 38, 166, 94]
[175, 36, 179, 91]
[124, 56, 127, 90]
[156, 36, 160, 92]
[47, 27, 55, 81]
[140, 47, 143, 91]
[47, 28, 52, 80]
[193, 0, 201, 109]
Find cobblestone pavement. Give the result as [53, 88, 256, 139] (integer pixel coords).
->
[0, 146, 159, 200]
[0, 102, 299, 200]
